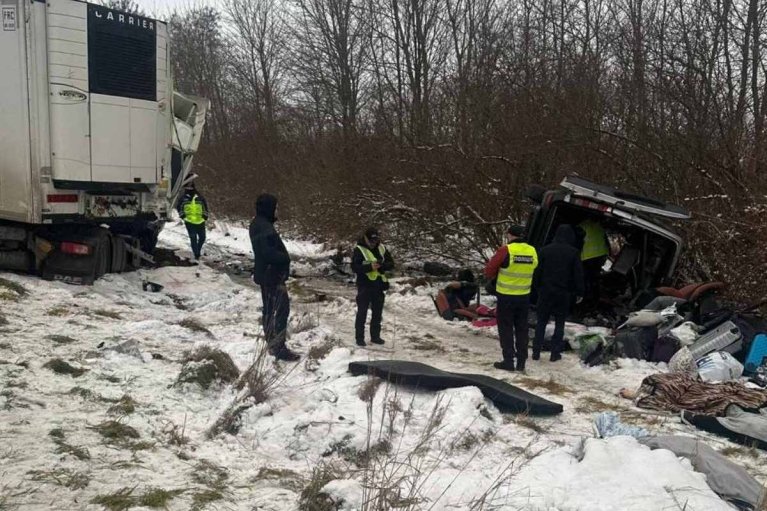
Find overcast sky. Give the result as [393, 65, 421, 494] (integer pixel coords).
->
[137, 0, 219, 20]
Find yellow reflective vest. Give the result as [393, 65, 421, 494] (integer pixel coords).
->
[580, 220, 608, 261]
[183, 195, 205, 225]
[357, 245, 388, 282]
[496, 242, 538, 296]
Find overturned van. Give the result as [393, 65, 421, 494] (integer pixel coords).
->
[525, 176, 691, 306]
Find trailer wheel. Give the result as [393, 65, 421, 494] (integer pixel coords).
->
[110, 235, 128, 273]
[94, 231, 111, 279]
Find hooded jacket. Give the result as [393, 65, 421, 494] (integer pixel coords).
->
[351, 237, 395, 289]
[249, 194, 290, 286]
[533, 225, 585, 298]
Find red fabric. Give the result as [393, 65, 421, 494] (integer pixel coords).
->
[475, 305, 496, 317]
[484, 245, 509, 279]
[472, 317, 498, 328]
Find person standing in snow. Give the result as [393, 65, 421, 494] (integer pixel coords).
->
[485, 225, 538, 371]
[249, 194, 299, 361]
[351, 227, 394, 346]
[532, 224, 584, 362]
[577, 218, 609, 306]
[177, 183, 209, 261]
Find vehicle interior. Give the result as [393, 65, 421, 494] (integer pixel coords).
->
[536, 202, 680, 307]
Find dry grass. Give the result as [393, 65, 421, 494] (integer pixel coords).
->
[719, 445, 761, 460]
[178, 318, 214, 337]
[516, 376, 573, 396]
[511, 415, 546, 434]
[299, 462, 344, 511]
[107, 395, 137, 417]
[47, 335, 77, 345]
[176, 346, 240, 389]
[0, 278, 28, 299]
[46, 306, 70, 317]
[162, 420, 190, 446]
[27, 468, 90, 490]
[305, 337, 342, 371]
[91, 487, 184, 510]
[91, 309, 122, 320]
[207, 342, 292, 438]
[574, 396, 627, 414]
[88, 420, 152, 451]
[43, 359, 87, 378]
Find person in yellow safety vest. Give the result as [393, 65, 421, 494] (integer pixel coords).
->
[177, 183, 209, 261]
[577, 219, 609, 306]
[484, 225, 538, 371]
[351, 227, 394, 347]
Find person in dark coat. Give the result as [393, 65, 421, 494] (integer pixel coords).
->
[351, 227, 394, 346]
[532, 224, 585, 362]
[249, 194, 299, 361]
[176, 183, 209, 261]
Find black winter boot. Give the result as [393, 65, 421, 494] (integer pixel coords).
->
[493, 360, 515, 372]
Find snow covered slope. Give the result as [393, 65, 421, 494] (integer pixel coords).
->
[0, 220, 761, 510]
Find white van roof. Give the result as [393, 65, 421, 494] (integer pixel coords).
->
[561, 176, 691, 220]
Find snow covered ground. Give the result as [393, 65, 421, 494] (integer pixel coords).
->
[0, 220, 764, 510]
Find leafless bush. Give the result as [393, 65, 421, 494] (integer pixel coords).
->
[207, 340, 296, 438]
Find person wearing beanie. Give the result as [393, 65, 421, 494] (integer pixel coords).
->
[249, 194, 299, 362]
[484, 224, 538, 371]
[351, 227, 395, 346]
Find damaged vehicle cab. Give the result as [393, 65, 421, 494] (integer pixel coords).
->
[525, 176, 691, 306]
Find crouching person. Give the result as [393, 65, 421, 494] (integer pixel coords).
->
[352, 227, 394, 346]
[436, 269, 480, 320]
[249, 194, 299, 361]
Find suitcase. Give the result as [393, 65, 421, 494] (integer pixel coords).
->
[688, 320, 742, 360]
[744, 334, 767, 374]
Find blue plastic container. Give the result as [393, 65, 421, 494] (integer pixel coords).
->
[744, 333, 767, 374]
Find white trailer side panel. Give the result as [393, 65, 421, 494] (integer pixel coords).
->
[0, 0, 32, 222]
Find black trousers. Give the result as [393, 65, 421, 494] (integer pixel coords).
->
[355, 286, 385, 342]
[583, 256, 606, 305]
[496, 295, 530, 363]
[185, 222, 206, 259]
[261, 284, 290, 352]
[534, 293, 570, 356]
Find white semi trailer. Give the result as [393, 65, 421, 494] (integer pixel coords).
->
[0, 0, 207, 284]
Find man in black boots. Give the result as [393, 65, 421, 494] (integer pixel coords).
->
[249, 194, 299, 361]
[485, 225, 538, 371]
[532, 224, 584, 362]
[351, 227, 394, 346]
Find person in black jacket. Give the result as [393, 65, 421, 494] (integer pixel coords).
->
[532, 224, 585, 362]
[351, 227, 394, 346]
[249, 194, 299, 361]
